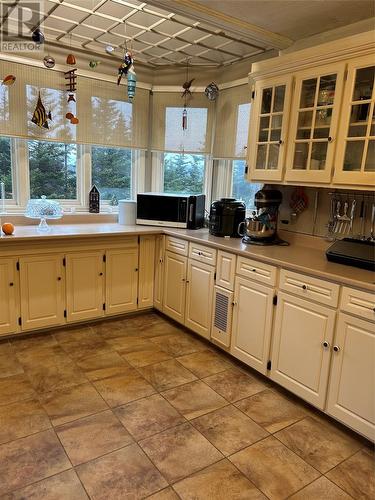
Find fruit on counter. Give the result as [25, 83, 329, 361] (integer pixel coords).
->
[1, 222, 15, 235]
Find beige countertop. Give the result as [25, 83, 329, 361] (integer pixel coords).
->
[1, 223, 374, 292]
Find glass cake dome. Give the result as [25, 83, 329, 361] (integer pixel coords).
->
[25, 195, 63, 232]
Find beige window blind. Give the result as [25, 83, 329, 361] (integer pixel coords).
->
[151, 92, 214, 154]
[213, 84, 251, 159]
[0, 60, 149, 149]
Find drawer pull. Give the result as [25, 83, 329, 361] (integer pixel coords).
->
[333, 345, 340, 353]
[57, 277, 62, 281]
[302, 284, 307, 290]
[99, 272, 103, 276]
[9, 282, 14, 287]
[252, 268, 257, 272]
[322, 341, 330, 349]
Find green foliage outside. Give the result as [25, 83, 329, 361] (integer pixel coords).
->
[163, 153, 204, 194]
[0, 137, 12, 198]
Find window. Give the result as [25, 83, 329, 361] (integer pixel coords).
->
[28, 140, 77, 199]
[163, 153, 205, 194]
[232, 159, 261, 210]
[92, 145, 132, 203]
[165, 107, 208, 152]
[0, 136, 13, 198]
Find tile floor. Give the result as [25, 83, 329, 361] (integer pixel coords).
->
[0, 312, 373, 499]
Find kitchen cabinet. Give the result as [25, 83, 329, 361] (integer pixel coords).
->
[185, 259, 215, 339]
[163, 250, 187, 324]
[19, 254, 65, 331]
[105, 247, 138, 316]
[211, 286, 234, 349]
[66, 251, 104, 322]
[285, 62, 346, 183]
[271, 291, 336, 409]
[248, 75, 293, 182]
[0, 258, 19, 336]
[231, 276, 275, 374]
[216, 251, 236, 291]
[153, 235, 164, 311]
[333, 54, 375, 186]
[138, 235, 156, 309]
[326, 313, 374, 441]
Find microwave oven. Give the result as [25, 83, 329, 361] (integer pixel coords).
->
[136, 193, 205, 229]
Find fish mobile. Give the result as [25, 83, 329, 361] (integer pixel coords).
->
[31, 91, 52, 129]
[117, 52, 133, 85]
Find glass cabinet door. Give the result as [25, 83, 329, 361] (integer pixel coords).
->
[334, 55, 375, 186]
[248, 75, 292, 181]
[285, 63, 346, 183]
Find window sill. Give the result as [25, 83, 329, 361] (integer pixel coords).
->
[0, 212, 119, 225]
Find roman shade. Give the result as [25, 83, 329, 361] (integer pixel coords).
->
[213, 84, 251, 159]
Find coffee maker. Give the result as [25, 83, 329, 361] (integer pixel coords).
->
[238, 186, 288, 245]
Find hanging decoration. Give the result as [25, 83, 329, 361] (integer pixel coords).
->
[127, 65, 137, 101]
[117, 51, 133, 85]
[43, 55, 55, 69]
[181, 60, 193, 131]
[66, 34, 76, 65]
[65, 112, 79, 124]
[105, 45, 115, 55]
[89, 60, 100, 69]
[32, 28, 44, 44]
[2, 75, 16, 86]
[205, 82, 219, 101]
[64, 69, 77, 102]
[31, 91, 52, 129]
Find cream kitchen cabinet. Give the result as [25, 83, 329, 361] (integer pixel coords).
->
[185, 259, 215, 339]
[326, 313, 374, 441]
[163, 250, 187, 324]
[105, 247, 138, 316]
[0, 258, 19, 336]
[154, 235, 164, 311]
[138, 235, 156, 310]
[271, 291, 336, 409]
[66, 251, 104, 322]
[231, 276, 275, 374]
[19, 254, 65, 331]
[333, 54, 375, 186]
[216, 251, 236, 291]
[248, 74, 293, 182]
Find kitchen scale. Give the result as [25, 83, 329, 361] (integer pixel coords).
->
[326, 238, 375, 271]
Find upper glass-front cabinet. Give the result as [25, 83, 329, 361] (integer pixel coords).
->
[248, 75, 293, 181]
[334, 55, 375, 186]
[285, 62, 346, 183]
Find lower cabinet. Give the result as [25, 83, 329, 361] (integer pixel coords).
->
[0, 258, 19, 336]
[271, 291, 336, 409]
[154, 235, 164, 311]
[66, 251, 104, 322]
[138, 236, 156, 310]
[163, 251, 187, 323]
[106, 248, 138, 315]
[327, 313, 375, 441]
[185, 259, 215, 339]
[19, 254, 65, 331]
[231, 276, 275, 374]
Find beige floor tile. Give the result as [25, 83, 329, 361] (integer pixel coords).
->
[140, 422, 223, 483]
[74, 350, 130, 381]
[106, 336, 153, 353]
[147, 487, 180, 500]
[173, 459, 267, 500]
[40, 383, 108, 426]
[93, 369, 156, 407]
[0, 399, 51, 445]
[92, 317, 140, 339]
[192, 405, 269, 455]
[0, 429, 71, 496]
[139, 359, 197, 391]
[275, 415, 363, 473]
[235, 388, 307, 433]
[136, 320, 184, 338]
[76, 443, 167, 499]
[150, 333, 207, 357]
[114, 393, 185, 440]
[326, 448, 375, 500]
[60, 340, 113, 362]
[3, 469, 88, 499]
[230, 435, 320, 500]
[288, 476, 352, 499]
[0, 374, 36, 406]
[54, 325, 100, 345]
[0, 341, 14, 356]
[56, 409, 133, 465]
[203, 368, 269, 402]
[0, 353, 24, 379]
[122, 345, 172, 367]
[177, 350, 233, 378]
[11, 334, 58, 352]
[162, 380, 227, 420]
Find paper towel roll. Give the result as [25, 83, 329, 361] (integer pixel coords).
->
[118, 200, 137, 225]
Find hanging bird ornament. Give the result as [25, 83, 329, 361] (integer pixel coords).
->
[117, 51, 133, 85]
[89, 60, 100, 69]
[181, 78, 194, 98]
[2, 75, 16, 86]
[181, 60, 193, 131]
[31, 91, 52, 129]
[205, 82, 219, 101]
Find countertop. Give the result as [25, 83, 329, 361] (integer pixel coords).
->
[1, 223, 374, 292]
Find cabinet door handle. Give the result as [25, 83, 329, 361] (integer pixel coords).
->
[135, 268, 138, 272]
[328, 136, 333, 142]
[182, 278, 186, 282]
[99, 272, 103, 276]
[186, 280, 190, 284]
[232, 301, 237, 306]
[302, 284, 307, 290]
[333, 345, 340, 352]
[278, 139, 283, 145]
[9, 282, 14, 287]
[57, 277, 62, 281]
[322, 341, 330, 349]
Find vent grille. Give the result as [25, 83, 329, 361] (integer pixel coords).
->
[214, 291, 229, 332]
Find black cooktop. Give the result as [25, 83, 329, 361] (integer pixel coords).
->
[326, 238, 375, 271]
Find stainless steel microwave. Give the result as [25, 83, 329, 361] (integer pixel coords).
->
[136, 193, 205, 229]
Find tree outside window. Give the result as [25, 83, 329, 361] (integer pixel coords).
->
[163, 153, 205, 194]
[232, 159, 261, 209]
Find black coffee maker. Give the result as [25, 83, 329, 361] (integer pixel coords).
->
[209, 198, 246, 237]
[239, 186, 288, 245]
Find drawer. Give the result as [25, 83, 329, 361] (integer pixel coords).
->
[340, 286, 375, 322]
[165, 236, 189, 256]
[189, 242, 217, 266]
[216, 251, 236, 291]
[279, 268, 339, 307]
[236, 256, 277, 287]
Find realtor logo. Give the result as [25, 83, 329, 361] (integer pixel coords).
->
[0, 0, 44, 52]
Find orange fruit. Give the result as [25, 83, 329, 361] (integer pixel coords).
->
[71, 116, 79, 124]
[2, 222, 14, 235]
[66, 112, 74, 119]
